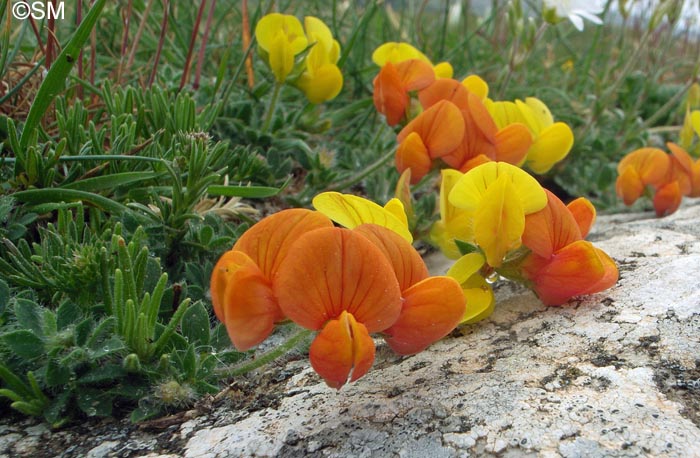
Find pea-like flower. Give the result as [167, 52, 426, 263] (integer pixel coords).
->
[254, 13, 308, 83]
[295, 17, 343, 104]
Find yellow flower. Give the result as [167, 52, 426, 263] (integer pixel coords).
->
[295, 17, 343, 103]
[446, 252, 494, 324]
[255, 13, 308, 83]
[312, 191, 412, 242]
[430, 169, 474, 259]
[461, 75, 489, 101]
[487, 97, 574, 174]
[448, 162, 547, 267]
[372, 42, 453, 79]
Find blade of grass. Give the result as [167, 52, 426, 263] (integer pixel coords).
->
[61, 171, 165, 192]
[13, 188, 131, 215]
[19, 0, 108, 150]
[207, 184, 281, 198]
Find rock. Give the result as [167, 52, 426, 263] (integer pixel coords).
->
[2, 201, 699, 457]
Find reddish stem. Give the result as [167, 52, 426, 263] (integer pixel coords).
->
[242, 0, 253, 89]
[148, 0, 170, 87]
[178, 0, 207, 91]
[193, 0, 216, 90]
[77, 0, 84, 99]
[46, 0, 57, 68]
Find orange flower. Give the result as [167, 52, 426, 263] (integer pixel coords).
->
[373, 59, 435, 126]
[210, 209, 332, 350]
[615, 147, 670, 206]
[667, 142, 700, 197]
[519, 190, 618, 305]
[395, 78, 532, 181]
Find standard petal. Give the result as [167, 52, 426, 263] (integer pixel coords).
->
[525, 122, 574, 174]
[372, 42, 430, 66]
[653, 181, 682, 217]
[268, 33, 295, 82]
[298, 63, 343, 103]
[396, 132, 432, 184]
[617, 147, 670, 188]
[353, 223, 428, 291]
[494, 122, 532, 166]
[567, 197, 596, 238]
[233, 208, 333, 279]
[396, 59, 435, 91]
[312, 192, 413, 242]
[418, 78, 470, 110]
[309, 311, 376, 389]
[383, 276, 465, 355]
[615, 166, 644, 206]
[461, 74, 489, 100]
[274, 227, 402, 333]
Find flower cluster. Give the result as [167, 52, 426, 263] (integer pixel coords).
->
[255, 13, 342, 103]
[211, 199, 466, 389]
[371, 42, 573, 183]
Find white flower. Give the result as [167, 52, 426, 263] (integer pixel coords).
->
[543, 0, 604, 31]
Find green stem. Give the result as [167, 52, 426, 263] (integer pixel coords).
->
[218, 328, 312, 377]
[262, 83, 282, 133]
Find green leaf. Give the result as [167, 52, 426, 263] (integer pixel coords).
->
[13, 299, 44, 336]
[76, 389, 113, 417]
[207, 185, 281, 198]
[0, 279, 9, 315]
[56, 301, 82, 330]
[182, 344, 197, 381]
[78, 364, 126, 384]
[2, 330, 44, 359]
[74, 318, 93, 346]
[62, 172, 164, 192]
[12, 188, 130, 215]
[181, 302, 210, 346]
[44, 390, 71, 427]
[89, 336, 125, 359]
[45, 360, 71, 387]
[455, 240, 480, 256]
[130, 403, 163, 423]
[19, 0, 108, 149]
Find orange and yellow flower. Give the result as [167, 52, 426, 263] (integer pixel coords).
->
[519, 190, 618, 305]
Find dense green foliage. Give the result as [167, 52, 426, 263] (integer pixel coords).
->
[0, 0, 697, 424]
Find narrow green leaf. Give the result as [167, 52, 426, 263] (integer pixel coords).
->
[207, 185, 281, 198]
[62, 172, 163, 192]
[19, 0, 108, 149]
[13, 188, 130, 215]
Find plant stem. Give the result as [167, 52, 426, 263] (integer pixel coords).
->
[261, 82, 282, 133]
[148, 0, 169, 87]
[218, 328, 313, 377]
[326, 148, 394, 191]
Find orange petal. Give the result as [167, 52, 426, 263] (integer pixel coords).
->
[580, 248, 619, 296]
[567, 197, 596, 238]
[274, 227, 402, 332]
[466, 91, 498, 143]
[494, 122, 532, 165]
[233, 208, 333, 279]
[353, 224, 429, 291]
[617, 147, 670, 188]
[309, 311, 376, 389]
[616, 165, 645, 206]
[395, 59, 435, 91]
[667, 142, 700, 197]
[383, 276, 465, 355]
[373, 62, 409, 126]
[396, 132, 432, 184]
[418, 78, 470, 110]
[219, 251, 280, 350]
[653, 180, 682, 217]
[210, 250, 243, 322]
[523, 189, 582, 258]
[397, 100, 465, 158]
[522, 240, 610, 306]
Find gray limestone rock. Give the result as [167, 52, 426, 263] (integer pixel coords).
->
[2, 202, 699, 457]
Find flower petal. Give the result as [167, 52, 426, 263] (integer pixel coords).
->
[460, 275, 495, 324]
[372, 42, 430, 66]
[312, 192, 413, 242]
[396, 59, 435, 91]
[653, 180, 682, 217]
[446, 252, 486, 284]
[373, 62, 409, 126]
[354, 223, 428, 291]
[397, 100, 465, 158]
[615, 165, 644, 206]
[383, 276, 465, 355]
[522, 189, 582, 258]
[494, 122, 532, 165]
[309, 311, 376, 389]
[462, 74, 489, 100]
[567, 197, 596, 238]
[233, 208, 333, 279]
[297, 63, 343, 103]
[396, 132, 432, 184]
[274, 227, 402, 333]
[525, 122, 574, 174]
[218, 251, 280, 350]
[418, 78, 470, 110]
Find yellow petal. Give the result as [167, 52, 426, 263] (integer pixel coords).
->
[394, 169, 414, 224]
[462, 75, 489, 100]
[488, 100, 525, 129]
[473, 173, 525, 267]
[312, 192, 413, 242]
[460, 275, 495, 324]
[255, 13, 307, 54]
[383, 198, 409, 227]
[448, 162, 547, 215]
[446, 253, 486, 284]
[297, 63, 343, 103]
[521, 97, 553, 132]
[433, 62, 453, 78]
[692, 110, 700, 137]
[372, 42, 430, 66]
[525, 122, 574, 174]
[268, 33, 295, 83]
[304, 16, 334, 53]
